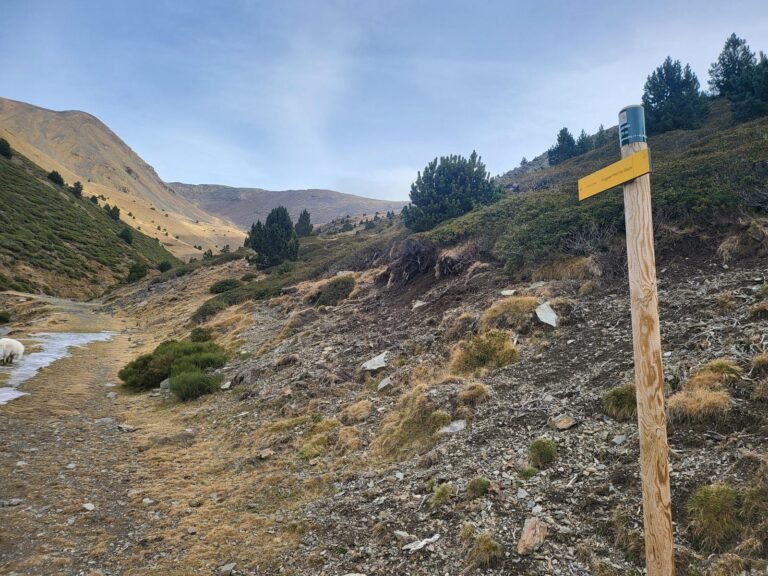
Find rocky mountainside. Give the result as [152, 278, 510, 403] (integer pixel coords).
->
[0, 97, 245, 258]
[169, 182, 407, 229]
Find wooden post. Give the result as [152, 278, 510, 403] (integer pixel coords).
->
[621, 109, 675, 574]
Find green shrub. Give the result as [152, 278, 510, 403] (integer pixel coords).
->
[528, 438, 557, 469]
[241, 272, 257, 281]
[209, 278, 243, 294]
[314, 275, 355, 306]
[47, 170, 64, 186]
[191, 299, 229, 323]
[126, 263, 148, 282]
[602, 384, 637, 421]
[189, 327, 212, 342]
[430, 483, 454, 509]
[169, 371, 222, 401]
[118, 228, 133, 244]
[466, 476, 491, 499]
[0, 310, 10, 324]
[686, 484, 739, 552]
[118, 340, 226, 390]
[158, 261, 173, 272]
[0, 137, 12, 159]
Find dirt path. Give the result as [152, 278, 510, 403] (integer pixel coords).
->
[0, 297, 144, 575]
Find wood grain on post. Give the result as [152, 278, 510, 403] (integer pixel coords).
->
[621, 140, 675, 575]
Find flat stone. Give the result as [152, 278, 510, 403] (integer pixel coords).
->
[549, 415, 577, 430]
[362, 351, 389, 371]
[612, 434, 627, 446]
[517, 517, 547, 555]
[438, 420, 466, 434]
[219, 562, 236, 575]
[535, 302, 559, 327]
[377, 376, 392, 391]
[106, 392, 118, 400]
[142, 498, 157, 506]
[501, 289, 517, 296]
[159, 378, 170, 391]
[82, 503, 95, 512]
[221, 381, 232, 390]
[412, 300, 427, 309]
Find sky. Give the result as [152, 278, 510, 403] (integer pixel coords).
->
[2, 1, 767, 200]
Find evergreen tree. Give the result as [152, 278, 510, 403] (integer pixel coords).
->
[118, 228, 133, 244]
[295, 209, 313, 237]
[709, 33, 756, 97]
[547, 128, 577, 165]
[593, 124, 610, 148]
[245, 206, 299, 267]
[0, 137, 11, 159]
[575, 130, 592, 155]
[731, 53, 768, 121]
[69, 181, 83, 198]
[401, 151, 502, 232]
[47, 170, 65, 186]
[642, 57, 709, 134]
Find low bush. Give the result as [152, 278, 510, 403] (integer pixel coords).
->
[170, 371, 222, 401]
[126, 263, 148, 283]
[118, 340, 226, 390]
[0, 310, 10, 324]
[602, 384, 637, 421]
[450, 330, 518, 374]
[430, 483, 454, 509]
[209, 278, 243, 294]
[466, 476, 491, 499]
[478, 296, 539, 334]
[158, 261, 173, 272]
[314, 275, 355, 306]
[466, 532, 503, 569]
[686, 484, 739, 552]
[189, 327, 212, 342]
[750, 353, 768, 376]
[528, 438, 557, 469]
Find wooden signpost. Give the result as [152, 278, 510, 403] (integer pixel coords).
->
[578, 105, 675, 576]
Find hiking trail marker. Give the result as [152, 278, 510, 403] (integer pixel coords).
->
[579, 105, 675, 575]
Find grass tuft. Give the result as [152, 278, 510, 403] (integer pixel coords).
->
[528, 438, 557, 469]
[313, 275, 355, 306]
[686, 484, 739, 552]
[466, 532, 503, 569]
[450, 330, 518, 374]
[602, 384, 637, 421]
[478, 296, 539, 334]
[466, 476, 491, 499]
[430, 483, 454, 509]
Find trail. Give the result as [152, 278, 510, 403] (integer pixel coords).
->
[0, 296, 143, 575]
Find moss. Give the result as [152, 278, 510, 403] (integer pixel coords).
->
[466, 476, 491, 499]
[430, 483, 454, 509]
[602, 384, 637, 421]
[466, 532, 503, 569]
[450, 330, 518, 374]
[686, 484, 739, 552]
[528, 438, 557, 469]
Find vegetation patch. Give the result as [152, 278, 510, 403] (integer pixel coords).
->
[465, 532, 503, 569]
[0, 310, 10, 324]
[339, 400, 372, 424]
[700, 358, 742, 382]
[430, 483, 454, 509]
[450, 330, 518, 375]
[169, 371, 222, 401]
[686, 484, 740, 552]
[528, 438, 557, 469]
[478, 296, 538, 334]
[209, 278, 243, 294]
[751, 353, 768, 376]
[189, 327, 213, 342]
[466, 476, 491, 499]
[312, 275, 355, 306]
[602, 384, 637, 421]
[371, 385, 451, 461]
[298, 419, 340, 459]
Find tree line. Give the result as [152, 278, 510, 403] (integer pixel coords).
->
[244, 207, 313, 268]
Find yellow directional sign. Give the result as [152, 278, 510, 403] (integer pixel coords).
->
[578, 148, 651, 201]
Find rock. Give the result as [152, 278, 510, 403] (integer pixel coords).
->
[412, 300, 427, 309]
[221, 381, 232, 390]
[142, 497, 157, 506]
[377, 376, 392, 391]
[438, 420, 466, 434]
[612, 434, 627, 446]
[67, 516, 76, 525]
[362, 351, 389, 371]
[517, 517, 547, 555]
[535, 302, 559, 327]
[159, 378, 170, 391]
[66, 463, 76, 470]
[82, 503, 95, 512]
[516, 488, 529, 500]
[259, 449, 274, 460]
[187, 527, 198, 535]
[549, 415, 577, 430]
[501, 289, 517, 296]
[118, 424, 137, 433]
[219, 562, 236, 575]
[0, 498, 23, 507]
[394, 530, 416, 542]
[106, 391, 118, 400]
[95, 417, 115, 426]
[532, 504, 543, 515]
[402, 533, 441, 552]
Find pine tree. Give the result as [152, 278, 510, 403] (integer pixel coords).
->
[245, 206, 299, 267]
[575, 130, 592, 155]
[69, 181, 83, 198]
[593, 124, 610, 148]
[295, 209, 313, 237]
[642, 57, 709, 134]
[709, 34, 756, 97]
[731, 52, 768, 121]
[401, 151, 502, 232]
[47, 170, 65, 186]
[548, 128, 577, 165]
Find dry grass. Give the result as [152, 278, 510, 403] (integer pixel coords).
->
[441, 311, 477, 342]
[277, 307, 318, 341]
[465, 532, 503, 569]
[459, 522, 476, 543]
[611, 507, 644, 564]
[740, 466, 768, 555]
[668, 388, 731, 423]
[717, 291, 737, 309]
[531, 256, 600, 281]
[700, 358, 742, 382]
[457, 382, 490, 407]
[339, 400, 372, 424]
[602, 384, 637, 421]
[687, 484, 740, 552]
[478, 296, 539, 334]
[751, 301, 768, 319]
[371, 385, 451, 461]
[684, 370, 727, 391]
[549, 296, 575, 322]
[579, 279, 598, 295]
[450, 330, 518, 375]
[751, 353, 768, 376]
[336, 426, 361, 454]
[752, 381, 768, 402]
[297, 419, 340, 459]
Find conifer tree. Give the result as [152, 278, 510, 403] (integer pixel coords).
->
[548, 128, 577, 165]
[245, 206, 299, 267]
[642, 57, 708, 134]
[294, 209, 313, 237]
[709, 33, 756, 97]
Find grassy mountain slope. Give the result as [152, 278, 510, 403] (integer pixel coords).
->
[169, 182, 407, 228]
[0, 97, 245, 258]
[426, 100, 768, 274]
[0, 148, 178, 298]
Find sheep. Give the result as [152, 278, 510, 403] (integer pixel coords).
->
[0, 338, 24, 365]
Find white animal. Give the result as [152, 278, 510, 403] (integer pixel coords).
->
[0, 338, 24, 365]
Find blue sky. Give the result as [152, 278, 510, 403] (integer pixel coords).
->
[2, 1, 767, 200]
